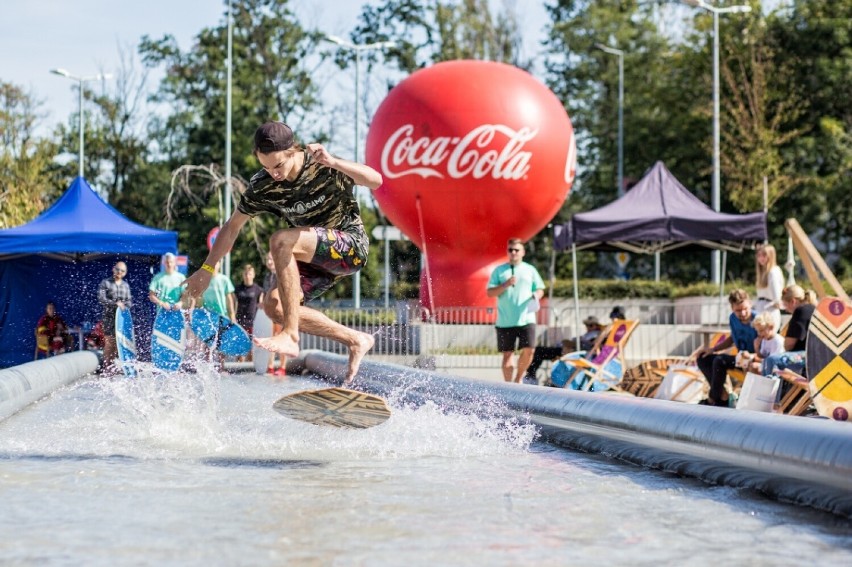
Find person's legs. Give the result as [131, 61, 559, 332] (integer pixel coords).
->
[515, 347, 535, 383]
[707, 354, 736, 405]
[102, 335, 117, 373]
[525, 346, 563, 380]
[513, 324, 538, 382]
[254, 227, 317, 358]
[500, 351, 515, 382]
[496, 327, 516, 382]
[298, 306, 374, 383]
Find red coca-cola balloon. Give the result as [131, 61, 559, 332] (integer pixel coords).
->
[366, 60, 576, 310]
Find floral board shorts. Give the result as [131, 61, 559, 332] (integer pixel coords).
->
[298, 227, 368, 302]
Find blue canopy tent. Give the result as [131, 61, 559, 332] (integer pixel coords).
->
[0, 177, 178, 367]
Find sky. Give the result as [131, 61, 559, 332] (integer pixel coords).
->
[0, 0, 550, 135]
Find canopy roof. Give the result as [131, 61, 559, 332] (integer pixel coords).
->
[0, 176, 177, 258]
[553, 161, 767, 254]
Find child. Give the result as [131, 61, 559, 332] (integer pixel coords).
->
[748, 311, 785, 375]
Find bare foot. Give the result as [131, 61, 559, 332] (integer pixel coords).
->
[344, 332, 375, 385]
[253, 333, 300, 358]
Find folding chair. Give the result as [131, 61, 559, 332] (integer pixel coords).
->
[775, 369, 814, 416]
[622, 332, 729, 398]
[556, 320, 639, 392]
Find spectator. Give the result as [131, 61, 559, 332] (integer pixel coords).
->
[486, 238, 545, 383]
[234, 263, 263, 362]
[202, 262, 236, 321]
[696, 288, 758, 407]
[744, 311, 785, 375]
[755, 243, 784, 331]
[762, 285, 817, 377]
[36, 301, 73, 356]
[609, 305, 626, 321]
[234, 264, 263, 333]
[97, 261, 132, 374]
[149, 253, 185, 312]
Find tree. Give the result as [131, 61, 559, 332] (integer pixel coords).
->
[351, 0, 530, 74]
[0, 82, 62, 228]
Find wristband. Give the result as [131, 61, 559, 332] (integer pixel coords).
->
[201, 263, 215, 274]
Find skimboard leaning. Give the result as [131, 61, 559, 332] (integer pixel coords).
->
[190, 308, 251, 357]
[272, 387, 391, 429]
[252, 308, 274, 374]
[115, 307, 137, 378]
[806, 297, 852, 421]
[152, 309, 187, 371]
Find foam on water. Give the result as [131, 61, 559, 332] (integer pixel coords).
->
[0, 362, 536, 465]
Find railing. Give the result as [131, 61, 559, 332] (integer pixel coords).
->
[298, 298, 736, 370]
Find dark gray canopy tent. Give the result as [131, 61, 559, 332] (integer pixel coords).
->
[551, 161, 767, 339]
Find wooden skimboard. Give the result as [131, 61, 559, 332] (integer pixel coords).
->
[190, 308, 251, 357]
[252, 308, 273, 374]
[272, 387, 391, 429]
[115, 307, 137, 378]
[806, 297, 852, 421]
[152, 309, 186, 371]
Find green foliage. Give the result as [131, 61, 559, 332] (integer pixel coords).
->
[0, 81, 63, 228]
[350, 0, 530, 73]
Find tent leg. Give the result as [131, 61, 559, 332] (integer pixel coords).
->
[718, 250, 728, 325]
[572, 244, 581, 351]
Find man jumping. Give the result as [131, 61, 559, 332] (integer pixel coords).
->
[182, 122, 381, 382]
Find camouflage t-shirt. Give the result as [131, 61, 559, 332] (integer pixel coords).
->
[238, 150, 368, 253]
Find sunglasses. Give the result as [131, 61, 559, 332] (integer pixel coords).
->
[114, 268, 126, 273]
[507, 248, 522, 253]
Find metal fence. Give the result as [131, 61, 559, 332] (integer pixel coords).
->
[298, 298, 739, 369]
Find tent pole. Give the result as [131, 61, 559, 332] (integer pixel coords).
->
[548, 243, 556, 330]
[718, 250, 727, 325]
[572, 244, 581, 351]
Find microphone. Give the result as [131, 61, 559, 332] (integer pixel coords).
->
[510, 265, 515, 287]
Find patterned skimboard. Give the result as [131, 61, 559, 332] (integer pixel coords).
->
[272, 387, 391, 429]
[806, 297, 852, 421]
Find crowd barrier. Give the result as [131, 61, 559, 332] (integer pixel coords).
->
[300, 349, 852, 518]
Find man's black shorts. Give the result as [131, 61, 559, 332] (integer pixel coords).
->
[496, 324, 536, 352]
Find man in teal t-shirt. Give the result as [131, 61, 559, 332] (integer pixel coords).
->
[202, 263, 236, 321]
[486, 238, 545, 383]
[149, 253, 186, 312]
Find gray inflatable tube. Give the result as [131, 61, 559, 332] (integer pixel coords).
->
[301, 350, 852, 518]
[0, 352, 100, 421]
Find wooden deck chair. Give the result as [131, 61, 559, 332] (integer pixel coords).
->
[557, 320, 639, 392]
[775, 369, 814, 416]
[34, 326, 50, 360]
[622, 332, 729, 398]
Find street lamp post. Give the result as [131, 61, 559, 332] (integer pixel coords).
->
[223, 0, 234, 277]
[323, 35, 396, 310]
[50, 68, 111, 179]
[595, 43, 625, 197]
[682, 0, 751, 284]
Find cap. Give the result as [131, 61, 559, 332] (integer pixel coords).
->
[254, 122, 294, 153]
[609, 306, 626, 319]
[163, 252, 176, 260]
[583, 315, 601, 326]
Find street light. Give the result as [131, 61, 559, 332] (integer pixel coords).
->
[323, 34, 396, 309]
[50, 68, 112, 179]
[681, 0, 751, 284]
[595, 43, 625, 197]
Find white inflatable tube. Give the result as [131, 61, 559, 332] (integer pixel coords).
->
[301, 350, 852, 518]
[0, 352, 99, 421]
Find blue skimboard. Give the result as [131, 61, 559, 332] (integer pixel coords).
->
[190, 308, 251, 357]
[115, 307, 137, 378]
[152, 309, 187, 371]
